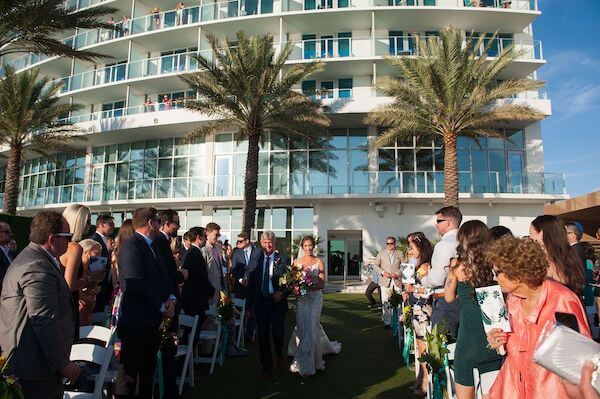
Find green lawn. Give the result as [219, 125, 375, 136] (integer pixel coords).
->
[183, 293, 417, 399]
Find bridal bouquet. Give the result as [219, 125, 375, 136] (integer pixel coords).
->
[279, 264, 316, 297]
[217, 291, 236, 323]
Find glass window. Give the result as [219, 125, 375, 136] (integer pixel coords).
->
[379, 149, 395, 171]
[397, 149, 414, 171]
[489, 150, 505, 171]
[505, 129, 524, 150]
[131, 141, 144, 161]
[271, 208, 291, 230]
[416, 149, 433, 171]
[118, 143, 130, 162]
[329, 129, 347, 149]
[348, 129, 367, 149]
[159, 139, 174, 157]
[293, 208, 313, 230]
[145, 140, 159, 158]
[158, 159, 173, 178]
[215, 133, 233, 153]
[457, 150, 470, 171]
[175, 138, 190, 156]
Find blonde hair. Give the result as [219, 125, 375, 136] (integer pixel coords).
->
[62, 204, 91, 242]
[79, 239, 101, 254]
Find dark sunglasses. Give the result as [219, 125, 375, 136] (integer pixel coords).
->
[236, 239, 245, 244]
[386, 242, 395, 245]
[436, 219, 447, 224]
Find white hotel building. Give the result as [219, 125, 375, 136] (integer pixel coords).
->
[1, 0, 564, 281]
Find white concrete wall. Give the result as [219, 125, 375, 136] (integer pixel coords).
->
[314, 201, 544, 267]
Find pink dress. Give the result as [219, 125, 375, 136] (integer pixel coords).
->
[490, 279, 591, 399]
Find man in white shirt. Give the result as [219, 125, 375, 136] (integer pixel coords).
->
[373, 236, 403, 329]
[423, 206, 462, 338]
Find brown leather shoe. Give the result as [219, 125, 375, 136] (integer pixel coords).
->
[259, 370, 271, 382]
[277, 356, 285, 370]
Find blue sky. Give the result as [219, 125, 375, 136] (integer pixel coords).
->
[535, 0, 600, 197]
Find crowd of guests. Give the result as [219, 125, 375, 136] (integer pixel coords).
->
[0, 204, 266, 399]
[369, 206, 600, 399]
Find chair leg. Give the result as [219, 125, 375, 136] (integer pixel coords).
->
[210, 334, 220, 375]
[189, 354, 194, 388]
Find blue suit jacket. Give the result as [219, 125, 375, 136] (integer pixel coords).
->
[246, 251, 290, 314]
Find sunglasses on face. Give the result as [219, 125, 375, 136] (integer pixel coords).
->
[236, 239, 245, 244]
[436, 219, 447, 224]
[386, 242, 395, 245]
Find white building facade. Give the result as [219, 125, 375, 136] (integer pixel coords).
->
[1, 0, 565, 281]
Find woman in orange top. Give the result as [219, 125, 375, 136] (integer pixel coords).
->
[485, 236, 591, 399]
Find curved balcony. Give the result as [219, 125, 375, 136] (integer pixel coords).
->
[3, 0, 539, 75]
[50, 35, 542, 96]
[12, 170, 564, 209]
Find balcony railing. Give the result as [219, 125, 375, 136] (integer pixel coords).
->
[60, 100, 192, 124]
[3, 0, 539, 75]
[13, 170, 565, 208]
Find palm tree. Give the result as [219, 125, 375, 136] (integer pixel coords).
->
[0, 66, 83, 215]
[0, 0, 118, 61]
[181, 31, 330, 234]
[366, 27, 545, 206]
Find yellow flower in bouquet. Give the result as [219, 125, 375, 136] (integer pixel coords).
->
[218, 291, 235, 323]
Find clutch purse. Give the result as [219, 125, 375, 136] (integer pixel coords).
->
[533, 323, 600, 392]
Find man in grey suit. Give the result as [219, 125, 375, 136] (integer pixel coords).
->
[373, 236, 403, 329]
[0, 211, 81, 399]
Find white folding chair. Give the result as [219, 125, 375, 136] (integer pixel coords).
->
[176, 314, 199, 394]
[194, 307, 222, 374]
[473, 367, 500, 398]
[233, 298, 246, 349]
[64, 343, 114, 399]
[78, 325, 115, 348]
[442, 342, 457, 399]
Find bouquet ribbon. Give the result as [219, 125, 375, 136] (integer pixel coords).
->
[219, 324, 229, 364]
[154, 351, 164, 399]
[432, 368, 447, 399]
[391, 307, 398, 337]
[402, 327, 414, 366]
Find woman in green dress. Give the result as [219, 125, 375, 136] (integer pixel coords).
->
[445, 220, 503, 399]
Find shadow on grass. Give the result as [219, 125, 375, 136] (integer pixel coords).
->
[183, 294, 418, 399]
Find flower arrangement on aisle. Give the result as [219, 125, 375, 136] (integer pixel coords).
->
[400, 304, 414, 365]
[279, 264, 316, 296]
[418, 325, 450, 399]
[387, 286, 403, 337]
[0, 353, 23, 399]
[154, 315, 174, 399]
[217, 291, 235, 323]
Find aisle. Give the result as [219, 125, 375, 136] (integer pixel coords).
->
[183, 293, 416, 399]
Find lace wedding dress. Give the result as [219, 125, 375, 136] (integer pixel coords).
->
[288, 263, 342, 376]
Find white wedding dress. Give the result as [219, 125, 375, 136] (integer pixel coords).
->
[288, 263, 342, 376]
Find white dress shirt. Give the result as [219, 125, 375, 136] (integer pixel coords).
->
[422, 229, 458, 290]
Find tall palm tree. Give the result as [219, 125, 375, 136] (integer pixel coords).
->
[0, 66, 83, 215]
[181, 31, 330, 234]
[0, 0, 118, 60]
[366, 27, 545, 206]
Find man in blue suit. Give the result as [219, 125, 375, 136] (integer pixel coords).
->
[246, 230, 290, 382]
[231, 231, 261, 299]
[117, 207, 175, 398]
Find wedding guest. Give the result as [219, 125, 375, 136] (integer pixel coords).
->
[486, 236, 591, 399]
[445, 221, 502, 399]
[422, 206, 462, 338]
[117, 207, 175, 398]
[181, 226, 214, 341]
[163, 95, 172, 110]
[232, 231, 260, 299]
[373, 236, 403, 329]
[109, 219, 134, 327]
[203, 222, 224, 304]
[153, 209, 187, 399]
[0, 221, 14, 293]
[0, 211, 81, 399]
[60, 204, 95, 339]
[566, 221, 588, 270]
[365, 263, 381, 309]
[77, 239, 103, 326]
[489, 225, 513, 240]
[530, 215, 585, 296]
[180, 230, 192, 259]
[91, 214, 115, 313]
[403, 232, 434, 395]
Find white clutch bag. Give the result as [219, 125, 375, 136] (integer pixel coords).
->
[533, 323, 600, 392]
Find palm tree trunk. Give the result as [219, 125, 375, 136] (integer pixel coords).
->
[443, 131, 459, 207]
[242, 129, 260, 235]
[3, 144, 22, 215]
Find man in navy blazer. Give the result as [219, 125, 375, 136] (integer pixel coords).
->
[246, 230, 290, 382]
[117, 207, 175, 398]
[90, 214, 114, 312]
[231, 231, 261, 299]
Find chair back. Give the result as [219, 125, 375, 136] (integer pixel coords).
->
[78, 325, 115, 347]
[68, 343, 114, 399]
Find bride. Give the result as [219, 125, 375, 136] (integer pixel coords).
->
[288, 236, 341, 377]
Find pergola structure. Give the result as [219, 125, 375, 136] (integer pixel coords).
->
[545, 191, 600, 240]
